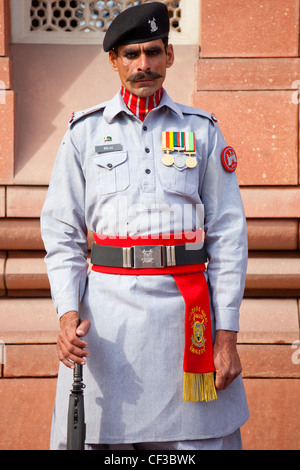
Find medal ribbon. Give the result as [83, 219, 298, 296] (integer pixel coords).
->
[92, 232, 217, 403]
[162, 132, 195, 152]
[185, 132, 195, 153]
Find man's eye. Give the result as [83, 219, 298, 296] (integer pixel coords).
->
[147, 49, 161, 56]
[125, 52, 139, 59]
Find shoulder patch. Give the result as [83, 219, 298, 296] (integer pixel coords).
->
[221, 146, 238, 173]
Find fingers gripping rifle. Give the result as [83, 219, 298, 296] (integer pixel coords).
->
[67, 289, 86, 450]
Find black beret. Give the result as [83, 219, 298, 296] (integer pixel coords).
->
[103, 2, 170, 52]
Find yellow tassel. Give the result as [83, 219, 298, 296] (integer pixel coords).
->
[183, 372, 217, 402]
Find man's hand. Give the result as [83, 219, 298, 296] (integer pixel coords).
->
[213, 330, 242, 390]
[57, 311, 91, 369]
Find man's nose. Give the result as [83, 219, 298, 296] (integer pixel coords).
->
[137, 53, 151, 71]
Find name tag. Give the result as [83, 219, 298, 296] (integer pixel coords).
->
[95, 144, 122, 154]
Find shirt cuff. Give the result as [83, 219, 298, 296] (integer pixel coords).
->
[54, 295, 79, 319]
[214, 307, 240, 332]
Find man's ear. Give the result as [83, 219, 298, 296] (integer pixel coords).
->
[166, 44, 175, 69]
[109, 50, 119, 72]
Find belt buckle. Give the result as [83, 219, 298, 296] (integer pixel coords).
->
[133, 245, 163, 269]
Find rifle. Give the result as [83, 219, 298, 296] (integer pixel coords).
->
[67, 291, 86, 450]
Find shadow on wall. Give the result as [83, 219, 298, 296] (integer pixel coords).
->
[11, 43, 198, 185]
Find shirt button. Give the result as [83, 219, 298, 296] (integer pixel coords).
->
[143, 126, 148, 131]
[145, 147, 150, 153]
[107, 163, 113, 169]
[145, 169, 151, 174]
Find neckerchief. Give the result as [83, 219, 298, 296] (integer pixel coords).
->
[121, 86, 163, 121]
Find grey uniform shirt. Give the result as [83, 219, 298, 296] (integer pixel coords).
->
[41, 89, 249, 445]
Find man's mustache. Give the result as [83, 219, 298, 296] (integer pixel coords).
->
[126, 71, 163, 82]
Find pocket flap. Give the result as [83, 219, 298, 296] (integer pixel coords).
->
[93, 151, 127, 170]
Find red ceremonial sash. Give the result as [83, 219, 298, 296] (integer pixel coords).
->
[174, 271, 216, 402]
[92, 232, 217, 402]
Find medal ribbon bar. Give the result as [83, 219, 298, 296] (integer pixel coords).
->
[162, 132, 195, 152]
[162, 132, 197, 168]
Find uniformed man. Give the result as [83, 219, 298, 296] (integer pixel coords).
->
[41, 2, 249, 450]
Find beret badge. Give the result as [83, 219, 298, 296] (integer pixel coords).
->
[149, 17, 158, 33]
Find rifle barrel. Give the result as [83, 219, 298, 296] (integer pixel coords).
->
[67, 364, 86, 450]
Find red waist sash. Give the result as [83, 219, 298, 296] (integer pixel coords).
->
[92, 232, 217, 403]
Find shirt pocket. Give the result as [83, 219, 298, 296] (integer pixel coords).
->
[159, 156, 199, 195]
[92, 151, 130, 195]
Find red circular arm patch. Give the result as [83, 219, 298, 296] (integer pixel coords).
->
[221, 146, 237, 172]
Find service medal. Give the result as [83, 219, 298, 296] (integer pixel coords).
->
[162, 153, 175, 167]
[162, 131, 197, 169]
[174, 154, 186, 168]
[162, 132, 174, 166]
[185, 156, 197, 168]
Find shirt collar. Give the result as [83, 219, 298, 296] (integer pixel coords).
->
[103, 88, 184, 123]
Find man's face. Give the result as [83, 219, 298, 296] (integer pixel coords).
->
[109, 39, 174, 97]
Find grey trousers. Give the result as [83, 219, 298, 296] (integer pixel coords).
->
[84, 429, 242, 451]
